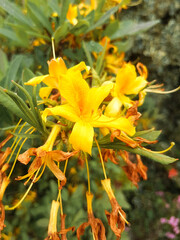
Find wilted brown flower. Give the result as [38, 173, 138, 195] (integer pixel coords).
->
[101, 149, 119, 164]
[60, 214, 75, 240]
[101, 178, 128, 239]
[121, 151, 147, 187]
[17, 147, 77, 187]
[77, 192, 106, 240]
[0, 134, 12, 236]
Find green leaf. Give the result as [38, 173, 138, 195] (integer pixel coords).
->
[0, 28, 22, 43]
[60, 0, 70, 25]
[26, 30, 50, 41]
[48, 0, 61, 16]
[0, 87, 30, 123]
[95, 39, 107, 76]
[103, 20, 119, 37]
[0, 49, 8, 81]
[134, 129, 162, 141]
[85, 4, 120, 33]
[53, 22, 69, 43]
[84, 40, 103, 53]
[82, 41, 93, 68]
[12, 132, 41, 139]
[4, 55, 24, 89]
[110, 20, 160, 40]
[116, 190, 131, 209]
[96, 141, 177, 165]
[71, 20, 90, 36]
[27, 2, 53, 34]
[114, 39, 133, 53]
[0, 0, 33, 28]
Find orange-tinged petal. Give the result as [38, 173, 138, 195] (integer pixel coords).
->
[39, 87, 53, 99]
[92, 115, 135, 136]
[42, 104, 80, 123]
[46, 158, 66, 186]
[48, 58, 67, 76]
[83, 83, 113, 116]
[60, 72, 89, 111]
[69, 121, 94, 155]
[25, 75, 49, 86]
[66, 4, 78, 25]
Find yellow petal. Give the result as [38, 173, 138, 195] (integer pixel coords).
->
[25, 75, 49, 86]
[68, 61, 88, 74]
[43, 76, 60, 89]
[48, 58, 67, 76]
[105, 97, 122, 117]
[69, 121, 94, 155]
[115, 63, 137, 95]
[128, 76, 147, 94]
[42, 104, 80, 123]
[60, 72, 89, 111]
[39, 87, 53, 99]
[83, 83, 113, 116]
[92, 115, 136, 136]
[66, 4, 78, 25]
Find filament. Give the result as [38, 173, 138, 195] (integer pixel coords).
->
[143, 142, 175, 154]
[94, 137, 107, 179]
[5, 168, 40, 211]
[51, 37, 56, 59]
[146, 86, 180, 94]
[7, 128, 35, 179]
[118, 210, 130, 225]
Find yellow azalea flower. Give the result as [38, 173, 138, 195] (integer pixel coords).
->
[25, 58, 87, 99]
[66, 4, 78, 25]
[42, 72, 135, 154]
[106, 62, 148, 116]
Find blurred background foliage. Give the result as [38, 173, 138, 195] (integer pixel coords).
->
[0, 0, 179, 239]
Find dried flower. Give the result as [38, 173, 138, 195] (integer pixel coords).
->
[77, 192, 106, 240]
[101, 179, 127, 239]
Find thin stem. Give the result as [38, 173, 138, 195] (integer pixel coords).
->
[94, 137, 107, 179]
[57, 161, 63, 216]
[5, 168, 40, 211]
[85, 153, 91, 194]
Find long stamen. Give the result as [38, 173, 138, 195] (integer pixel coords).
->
[7, 128, 35, 179]
[142, 142, 175, 154]
[118, 210, 130, 225]
[8, 122, 27, 159]
[5, 168, 40, 211]
[95, 137, 107, 179]
[12, 118, 22, 133]
[146, 86, 180, 94]
[51, 37, 56, 59]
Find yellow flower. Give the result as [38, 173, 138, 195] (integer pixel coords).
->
[66, 4, 78, 25]
[106, 62, 148, 116]
[42, 72, 135, 154]
[25, 58, 87, 99]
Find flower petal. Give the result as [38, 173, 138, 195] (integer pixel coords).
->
[42, 104, 80, 123]
[69, 121, 94, 155]
[83, 83, 113, 116]
[48, 58, 67, 76]
[46, 158, 66, 186]
[60, 72, 89, 111]
[92, 115, 135, 136]
[25, 75, 49, 86]
[39, 87, 53, 99]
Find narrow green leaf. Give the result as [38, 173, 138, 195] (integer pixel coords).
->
[0, 87, 30, 123]
[85, 5, 120, 33]
[110, 20, 160, 40]
[53, 22, 69, 43]
[48, 0, 61, 16]
[70, 20, 90, 36]
[27, 2, 53, 34]
[96, 142, 178, 165]
[0, 0, 33, 27]
[0, 49, 8, 81]
[60, 0, 70, 25]
[95, 39, 107, 76]
[4, 55, 24, 89]
[0, 28, 22, 43]
[12, 132, 41, 139]
[114, 39, 133, 53]
[82, 41, 93, 68]
[26, 31, 50, 41]
[134, 129, 162, 141]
